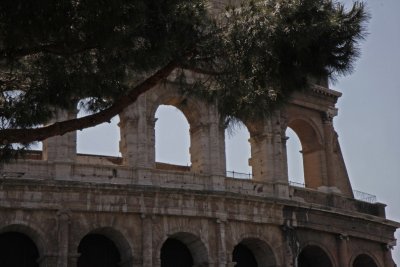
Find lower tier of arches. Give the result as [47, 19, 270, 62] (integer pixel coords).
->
[0, 212, 394, 267]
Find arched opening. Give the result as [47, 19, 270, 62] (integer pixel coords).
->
[353, 254, 379, 267]
[232, 243, 258, 267]
[232, 238, 277, 267]
[287, 119, 324, 189]
[298, 245, 333, 267]
[155, 105, 191, 167]
[160, 232, 208, 267]
[225, 123, 252, 179]
[286, 127, 305, 187]
[0, 232, 40, 267]
[161, 238, 194, 267]
[77, 99, 121, 157]
[77, 234, 121, 267]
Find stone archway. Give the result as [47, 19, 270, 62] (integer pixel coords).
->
[77, 234, 121, 267]
[353, 254, 379, 267]
[0, 231, 40, 267]
[287, 118, 325, 189]
[161, 238, 194, 267]
[160, 232, 209, 267]
[232, 238, 277, 267]
[297, 245, 333, 267]
[76, 227, 133, 267]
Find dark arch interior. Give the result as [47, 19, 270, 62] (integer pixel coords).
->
[232, 243, 258, 267]
[353, 254, 378, 267]
[77, 234, 121, 267]
[0, 232, 39, 267]
[298, 245, 332, 267]
[161, 238, 194, 267]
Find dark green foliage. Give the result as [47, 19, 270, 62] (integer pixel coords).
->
[0, 0, 211, 128]
[0, 0, 368, 148]
[187, 0, 368, 123]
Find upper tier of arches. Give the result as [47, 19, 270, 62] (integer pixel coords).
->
[40, 83, 353, 197]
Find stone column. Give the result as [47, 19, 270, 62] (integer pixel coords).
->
[383, 244, 395, 267]
[141, 214, 153, 267]
[119, 97, 155, 169]
[216, 219, 227, 267]
[67, 253, 80, 267]
[43, 109, 76, 162]
[42, 109, 76, 180]
[38, 255, 58, 267]
[57, 210, 70, 267]
[190, 123, 210, 174]
[337, 234, 349, 267]
[322, 112, 336, 188]
[249, 133, 272, 182]
[249, 113, 289, 197]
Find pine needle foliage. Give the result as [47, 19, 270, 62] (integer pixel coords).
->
[187, 0, 368, 123]
[0, 0, 368, 157]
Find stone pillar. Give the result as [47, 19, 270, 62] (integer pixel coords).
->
[249, 133, 272, 182]
[322, 112, 336, 188]
[190, 113, 226, 176]
[119, 96, 155, 168]
[141, 214, 153, 267]
[281, 220, 298, 267]
[38, 255, 58, 267]
[207, 110, 227, 176]
[322, 111, 353, 196]
[337, 234, 349, 267]
[190, 123, 210, 174]
[216, 219, 227, 267]
[57, 210, 70, 267]
[67, 253, 80, 267]
[249, 113, 289, 197]
[42, 109, 76, 180]
[42, 109, 76, 162]
[383, 244, 395, 267]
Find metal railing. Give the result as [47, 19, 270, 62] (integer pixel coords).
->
[353, 190, 377, 203]
[289, 180, 305, 188]
[226, 171, 252, 179]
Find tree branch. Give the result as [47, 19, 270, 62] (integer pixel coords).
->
[1, 43, 98, 59]
[0, 60, 179, 144]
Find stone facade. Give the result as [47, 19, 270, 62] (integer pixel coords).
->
[0, 79, 398, 266]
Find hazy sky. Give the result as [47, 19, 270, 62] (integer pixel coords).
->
[77, 0, 400, 263]
[335, 0, 400, 262]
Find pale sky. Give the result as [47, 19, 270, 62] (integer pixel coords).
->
[335, 0, 400, 262]
[76, 0, 400, 263]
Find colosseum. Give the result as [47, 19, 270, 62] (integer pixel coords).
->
[0, 2, 399, 267]
[0, 75, 399, 267]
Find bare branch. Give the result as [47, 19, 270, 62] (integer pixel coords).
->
[0, 60, 179, 144]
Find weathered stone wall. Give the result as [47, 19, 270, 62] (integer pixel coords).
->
[0, 177, 397, 267]
[0, 81, 398, 266]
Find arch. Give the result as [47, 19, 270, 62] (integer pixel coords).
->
[286, 127, 305, 186]
[232, 238, 277, 267]
[76, 227, 133, 266]
[161, 238, 194, 267]
[297, 245, 333, 267]
[155, 105, 191, 166]
[225, 122, 252, 178]
[286, 118, 326, 189]
[78, 234, 120, 267]
[352, 254, 379, 267]
[0, 232, 40, 267]
[147, 85, 204, 128]
[0, 223, 47, 259]
[287, 118, 323, 152]
[148, 85, 213, 174]
[159, 232, 209, 267]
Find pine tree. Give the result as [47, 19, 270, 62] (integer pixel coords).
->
[0, 0, 368, 157]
